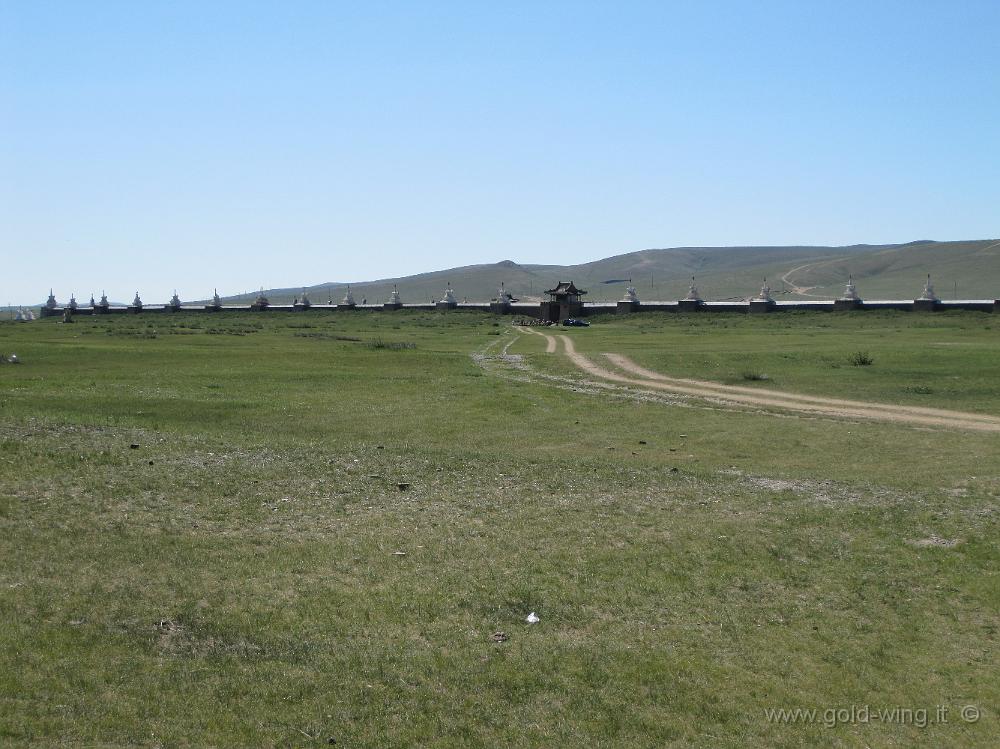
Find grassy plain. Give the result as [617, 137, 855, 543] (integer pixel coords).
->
[1, 310, 998, 747]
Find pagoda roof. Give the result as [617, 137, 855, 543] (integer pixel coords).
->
[544, 281, 587, 296]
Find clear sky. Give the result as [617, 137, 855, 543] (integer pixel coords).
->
[2, 0, 998, 305]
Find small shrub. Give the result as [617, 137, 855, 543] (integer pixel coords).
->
[293, 332, 362, 341]
[904, 385, 934, 395]
[741, 370, 769, 381]
[367, 338, 416, 350]
[849, 351, 874, 366]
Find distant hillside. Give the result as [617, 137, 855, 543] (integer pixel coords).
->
[221, 239, 1000, 305]
[768, 239, 1000, 300]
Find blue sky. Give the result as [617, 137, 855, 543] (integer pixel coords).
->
[2, 0, 998, 304]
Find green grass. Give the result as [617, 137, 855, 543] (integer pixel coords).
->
[537, 310, 1000, 417]
[1, 311, 998, 747]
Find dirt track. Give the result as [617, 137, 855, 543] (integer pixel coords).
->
[517, 328, 1000, 432]
[521, 326, 557, 353]
[779, 258, 840, 298]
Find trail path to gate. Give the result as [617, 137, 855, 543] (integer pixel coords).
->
[516, 327, 1000, 432]
[521, 326, 557, 352]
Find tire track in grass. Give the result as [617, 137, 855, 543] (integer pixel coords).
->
[605, 354, 1000, 428]
[518, 326, 557, 353]
[527, 330, 1000, 432]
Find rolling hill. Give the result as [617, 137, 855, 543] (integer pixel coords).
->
[228, 238, 1000, 306]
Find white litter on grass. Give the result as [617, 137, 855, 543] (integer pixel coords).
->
[525, 612, 540, 624]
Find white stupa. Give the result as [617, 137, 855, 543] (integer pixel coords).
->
[684, 277, 702, 302]
[169, 290, 181, 309]
[254, 288, 269, 307]
[841, 275, 860, 301]
[89, 293, 96, 307]
[388, 285, 402, 305]
[98, 291, 109, 309]
[45, 289, 57, 309]
[919, 274, 938, 301]
[299, 289, 311, 308]
[131, 291, 143, 308]
[440, 284, 457, 304]
[212, 289, 222, 307]
[621, 283, 639, 303]
[68, 293, 78, 311]
[342, 286, 356, 306]
[496, 282, 516, 305]
[752, 279, 773, 302]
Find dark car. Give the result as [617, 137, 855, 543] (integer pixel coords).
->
[562, 318, 590, 327]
